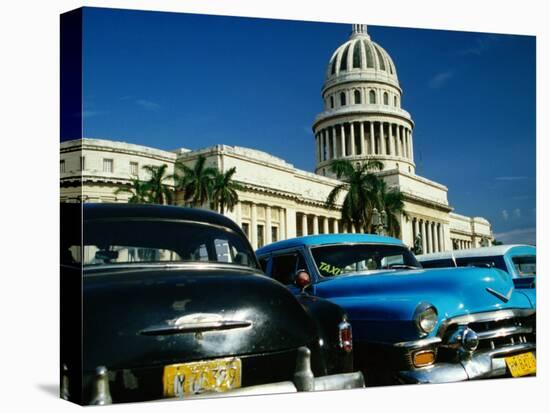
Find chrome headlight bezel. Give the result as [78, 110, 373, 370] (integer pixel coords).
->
[414, 302, 438, 336]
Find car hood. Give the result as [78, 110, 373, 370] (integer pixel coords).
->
[83, 265, 317, 372]
[313, 266, 533, 342]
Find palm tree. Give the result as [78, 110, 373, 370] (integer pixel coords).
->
[173, 155, 217, 207]
[114, 178, 152, 203]
[375, 180, 407, 237]
[211, 167, 242, 214]
[325, 159, 383, 232]
[142, 164, 173, 205]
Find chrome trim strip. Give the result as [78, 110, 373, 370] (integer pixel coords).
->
[486, 286, 513, 303]
[393, 337, 442, 349]
[140, 320, 253, 336]
[437, 309, 535, 338]
[84, 262, 262, 274]
[484, 342, 535, 357]
[477, 326, 533, 341]
[160, 372, 365, 400]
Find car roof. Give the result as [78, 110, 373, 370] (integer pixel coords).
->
[417, 244, 536, 261]
[68, 203, 245, 235]
[257, 233, 404, 254]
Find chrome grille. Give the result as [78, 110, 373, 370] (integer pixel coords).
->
[437, 309, 535, 361]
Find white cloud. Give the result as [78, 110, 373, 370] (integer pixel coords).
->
[495, 176, 528, 181]
[136, 99, 161, 110]
[501, 210, 509, 221]
[457, 35, 499, 56]
[494, 227, 536, 245]
[513, 208, 521, 218]
[428, 71, 454, 89]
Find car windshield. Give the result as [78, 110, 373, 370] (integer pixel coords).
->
[512, 255, 536, 277]
[62, 218, 259, 270]
[310, 243, 421, 277]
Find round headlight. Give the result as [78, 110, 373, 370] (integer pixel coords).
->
[414, 303, 438, 335]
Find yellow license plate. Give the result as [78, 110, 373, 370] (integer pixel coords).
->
[505, 352, 536, 377]
[163, 357, 242, 397]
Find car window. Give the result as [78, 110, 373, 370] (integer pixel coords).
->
[455, 256, 507, 272]
[419, 259, 454, 269]
[74, 218, 259, 270]
[311, 244, 421, 277]
[271, 252, 306, 285]
[512, 255, 536, 277]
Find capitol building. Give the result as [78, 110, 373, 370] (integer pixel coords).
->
[60, 24, 493, 252]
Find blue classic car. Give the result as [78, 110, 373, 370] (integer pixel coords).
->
[417, 245, 536, 292]
[257, 234, 536, 385]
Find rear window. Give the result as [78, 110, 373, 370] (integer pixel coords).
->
[420, 255, 508, 273]
[512, 255, 536, 277]
[62, 218, 258, 270]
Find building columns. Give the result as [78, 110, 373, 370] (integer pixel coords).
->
[321, 131, 326, 162]
[369, 122, 375, 154]
[379, 122, 386, 155]
[420, 220, 428, 254]
[389, 124, 395, 156]
[323, 216, 329, 234]
[431, 222, 437, 252]
[409, 129, 414, 162]
[340, 124, 346, 157]
[426, 220, 432, 253]
[315, 134, 320, 163]
[266, 205, 272, 244]
[332, 218, 339, 234]
[251, 203, 258, 249]
[359, 121, 365, 155]
[280, 208, 287, 239]
[301, 213, 308, 236]
[312, 215, 319, 235]
[395, 125, 403, 156]
[350, 123, 356, 156]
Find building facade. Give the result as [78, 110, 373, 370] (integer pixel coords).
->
[60, 24, 493, 251]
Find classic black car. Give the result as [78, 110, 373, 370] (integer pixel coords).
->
[60, 203, 363, 405]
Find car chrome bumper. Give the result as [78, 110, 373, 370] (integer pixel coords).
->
[173, 371, 365, 400]
[398, 343, 536, 384]
[84, 346, 364, 405]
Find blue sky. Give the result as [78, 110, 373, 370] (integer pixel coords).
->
[81, 7, 536, 244]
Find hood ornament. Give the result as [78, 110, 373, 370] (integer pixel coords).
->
[486, 286, 513, 303]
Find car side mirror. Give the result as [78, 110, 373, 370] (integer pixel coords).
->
[294, 270, 311, 293]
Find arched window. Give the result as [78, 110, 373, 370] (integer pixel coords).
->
[354, 90, 361, 104]
[330, 96, 334, 109]
[394, 96, 398, 107]
[369, 90, 376, 104]
[383, 92, 389, 105]
[340, 92, 346, 106]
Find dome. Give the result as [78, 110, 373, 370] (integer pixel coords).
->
[324, 24, 399, 90]
[313, 24, 416, 178]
